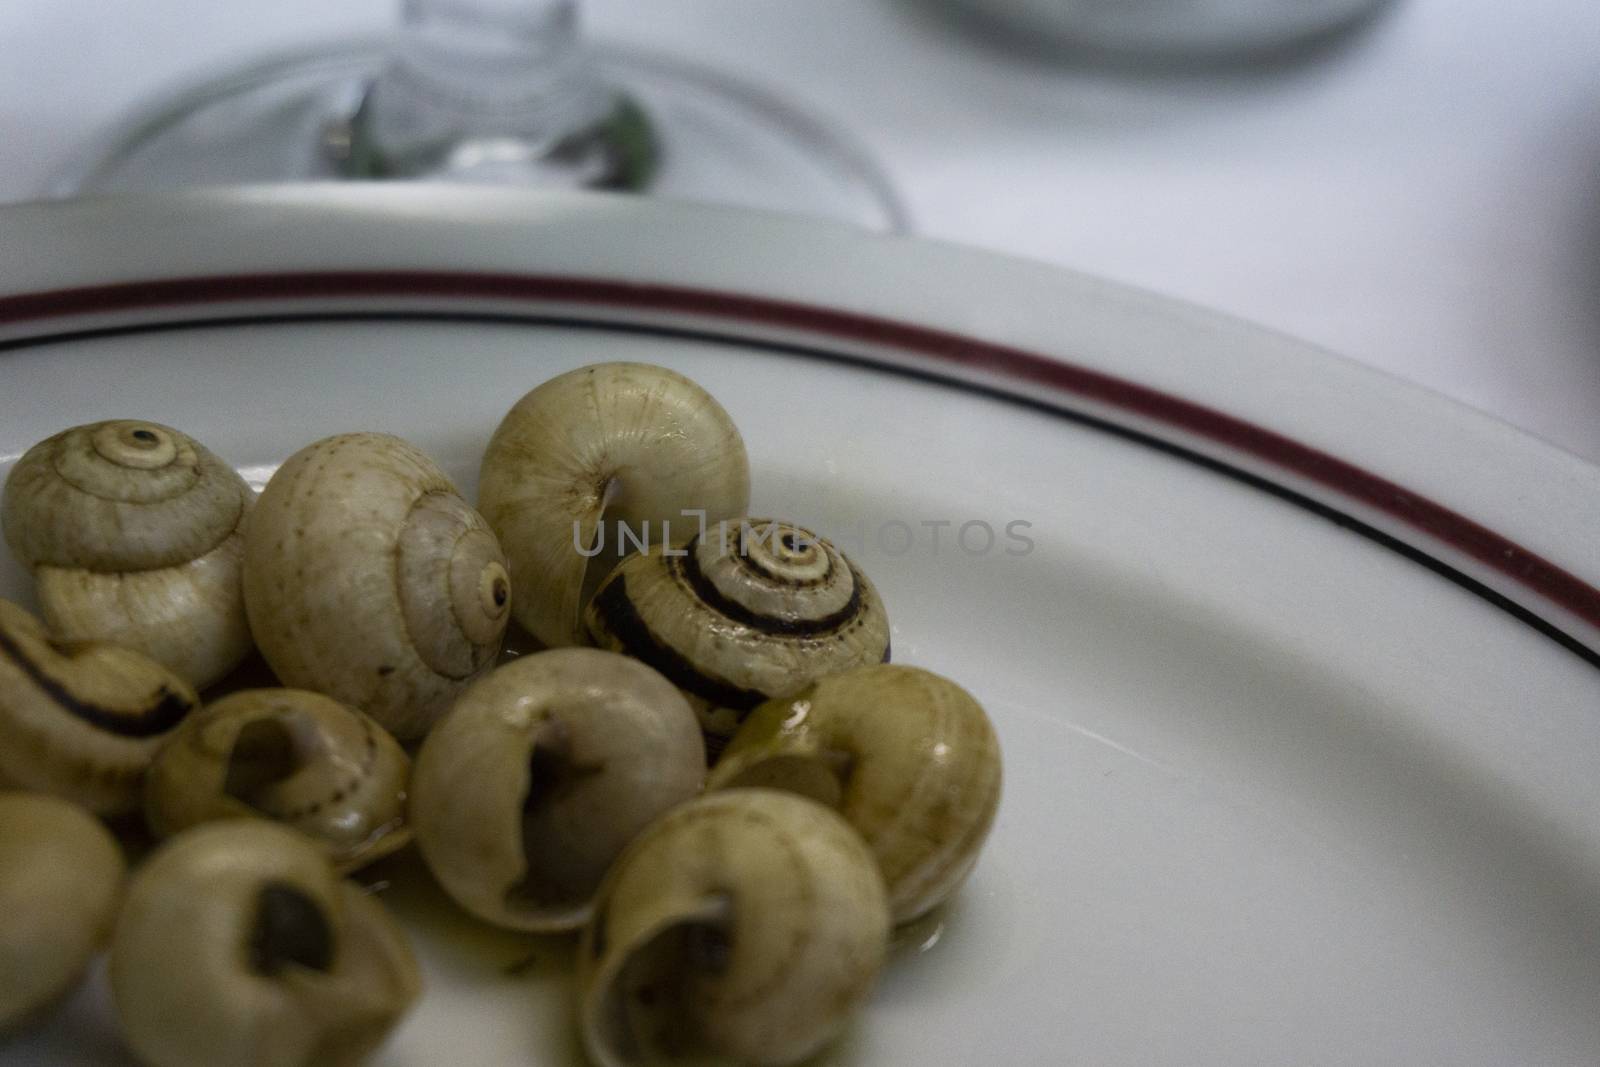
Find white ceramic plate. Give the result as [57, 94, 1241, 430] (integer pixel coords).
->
[2, 187, 1598, 1067]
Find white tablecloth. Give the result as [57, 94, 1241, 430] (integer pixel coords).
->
[3, 0, 1598, 462]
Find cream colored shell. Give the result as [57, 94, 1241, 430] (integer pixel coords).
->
[478, 362, 750, 648]
[242, 433, 510, 740]
[411, 648, 705, 932]
[144, 689, 412, 872]
[708, 664, 1002, 924]
[2, 420, 254, 690]
[0, 598, 200, 815]
[0, 793, 126, 1031]
[585, 518, 890, 757]
[577, 789, 890, 1067]
[109, 820, 421, 1067]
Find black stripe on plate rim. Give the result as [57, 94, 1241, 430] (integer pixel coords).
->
[1, 308, 1596, 675]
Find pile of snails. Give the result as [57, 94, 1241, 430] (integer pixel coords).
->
[0, 362, 1003, 1067]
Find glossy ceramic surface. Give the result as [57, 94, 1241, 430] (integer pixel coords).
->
[0, 187, 1596, 1065]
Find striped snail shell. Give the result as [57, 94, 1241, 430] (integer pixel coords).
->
[584, 518, 890, 757]
[242, 433, 511, 740]
[1, 419, 254, 690]
[143, 689, 412, 873]
[0, 598, 199, 816]
[478, 362, 750, 649]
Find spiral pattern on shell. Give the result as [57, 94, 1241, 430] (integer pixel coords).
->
[242, 433, 510, 740]
[3, 420, 248, 572]
[477, 362, 750, 648]
[2, 420, 256, 690]
[584, 519, 890, 755]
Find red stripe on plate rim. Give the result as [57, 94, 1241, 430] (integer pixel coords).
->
[1, 270, 1596, 630]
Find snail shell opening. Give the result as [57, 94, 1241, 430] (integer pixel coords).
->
[109, 821, 420, 1067]
[577, 789, 890, 1067]
[143, 688, 412, 873]
[410, 648, 705, 933]
[708, 664, 1003, 924]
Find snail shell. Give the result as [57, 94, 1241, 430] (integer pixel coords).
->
[2, 419, 255, 690]
[0, 598, 200, 815]
[0, 793, 126, 1031]
[478, 362, 750, 648]
[109, 820, 421, 1067]
[708, 664, 1002, 924]
[144, 689, 412, 873]
[585, 518, 891, 758]
[411, 648, 705, 932]
[577, 789, 890, 1067]
[242, 433, 511, 740]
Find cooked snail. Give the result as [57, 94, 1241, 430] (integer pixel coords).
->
[478, 362, 750, 648]
[410, 648, 704, 932]
[0, 793, 126, 1030]
[585, 518, 891, 757]
[578, 789, 890, 1067]
[144, 689, 411, 872]
[0, 598, 199, 815]
[109, 820, 421, 1067]
[708, 664, 1001, 924]
[242, 432, 511, 740]
[2, 419, 254, 690]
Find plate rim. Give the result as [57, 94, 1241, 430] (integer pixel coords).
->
[0, 186, 1595, 670]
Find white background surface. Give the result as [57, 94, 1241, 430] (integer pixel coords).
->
[2, 0, 1599, 462]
